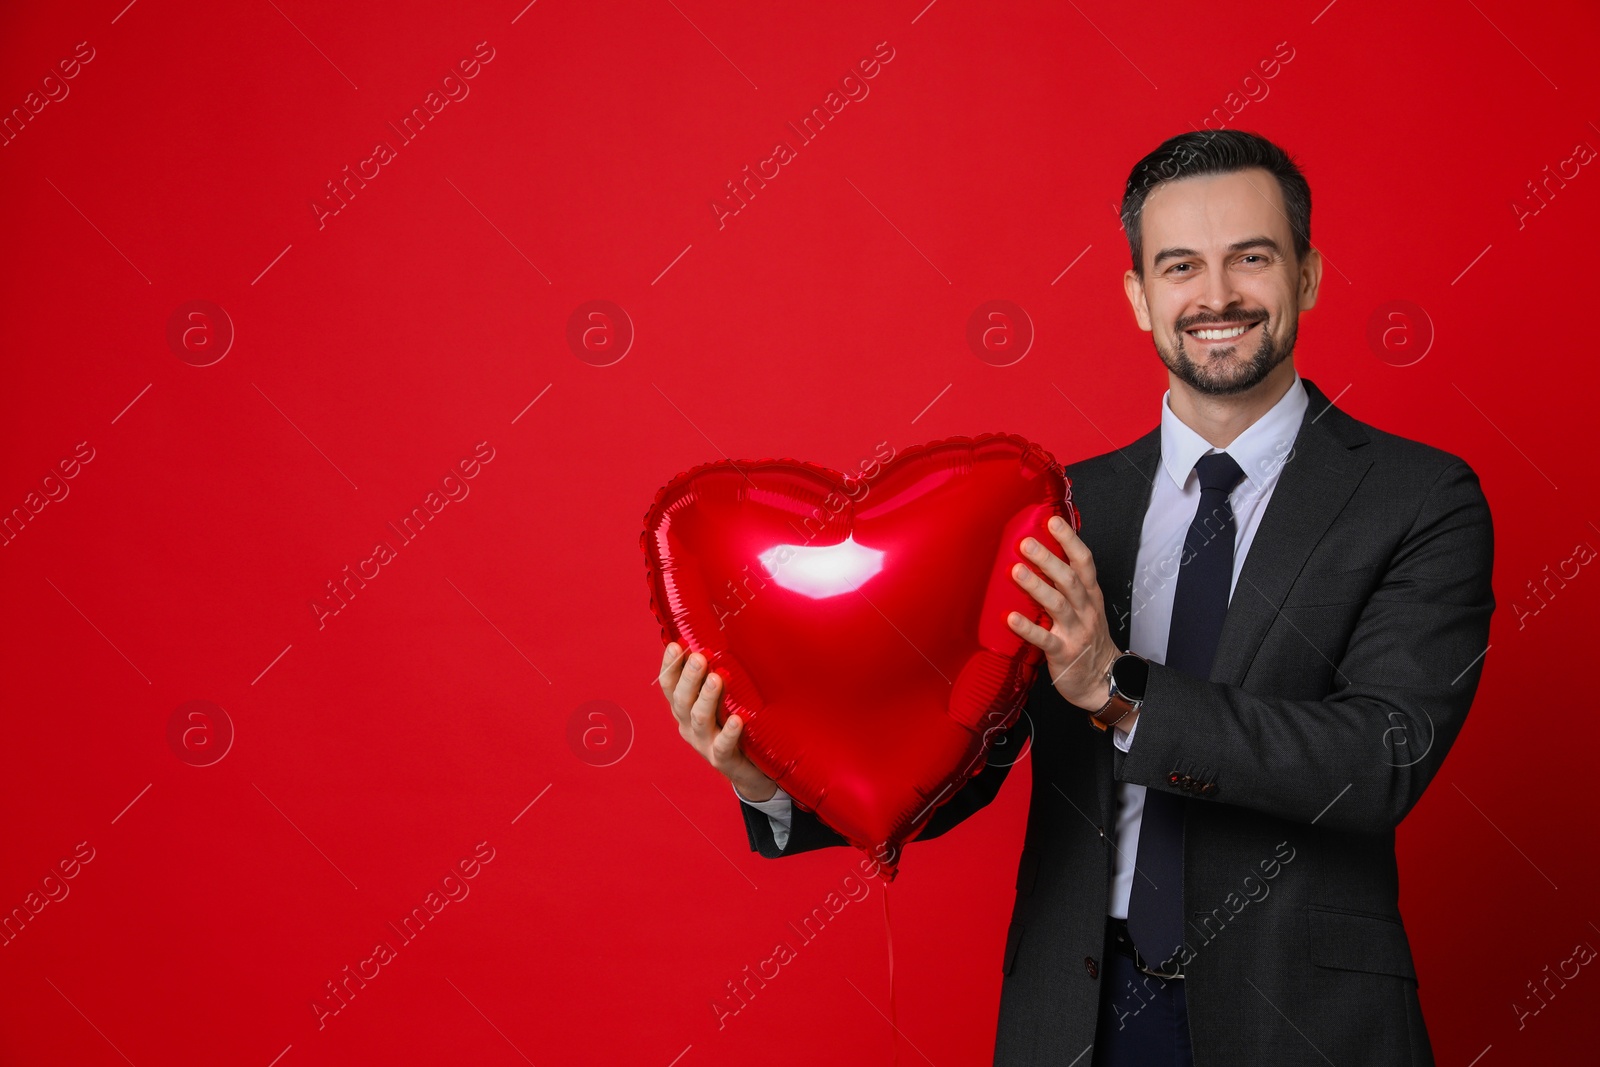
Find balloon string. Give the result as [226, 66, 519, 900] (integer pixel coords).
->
[881, 879, 901, 1067]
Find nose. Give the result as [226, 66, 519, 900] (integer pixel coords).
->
[1195, 264, 1243, 316]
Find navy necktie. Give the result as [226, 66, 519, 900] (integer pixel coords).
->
[1126, 450, 1245, 968]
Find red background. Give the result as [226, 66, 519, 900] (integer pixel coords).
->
[2, 1, 1596, 1064]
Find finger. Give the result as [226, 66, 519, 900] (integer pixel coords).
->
[1050, 515, 1099, 590]
[671, 651, 706, 714]
[711, 712, 743, 765]
[687, 668, 723, 740]
[1019, 537, 1090, 613]
[658, 642, 686, 704]
[1012, 560, 1073, 621]
[1006, 610, 1059, 655]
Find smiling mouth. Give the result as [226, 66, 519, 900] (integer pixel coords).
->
[1184, 321, 1261, 343]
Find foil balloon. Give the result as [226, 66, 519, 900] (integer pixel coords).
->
[641, 433, 1078, 879]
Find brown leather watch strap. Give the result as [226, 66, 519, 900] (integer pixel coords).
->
[1087, 688, 1138, 732]
[1085, 651, 1141, 731]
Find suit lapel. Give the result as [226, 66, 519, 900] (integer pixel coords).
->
[1084, 428, 1161, 653]
[1210, 377, 1373, 685]
[1073, 428, 1160, 825]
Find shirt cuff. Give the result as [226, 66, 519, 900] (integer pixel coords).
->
[733, 782, 793, 851]
[733, 780, 790, 812]
[1112, 715, 1139, 752]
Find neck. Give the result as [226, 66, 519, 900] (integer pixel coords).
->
[1167, 361, 1297, 449]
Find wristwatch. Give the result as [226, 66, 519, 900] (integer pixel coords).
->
[1088, 651, 1149, 731]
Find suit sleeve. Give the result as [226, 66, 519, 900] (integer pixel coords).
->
[738, 718, 1023, 859]
[1119, 458, 1494, 833]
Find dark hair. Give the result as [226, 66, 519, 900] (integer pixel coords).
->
[1120, 130, 1311, 275]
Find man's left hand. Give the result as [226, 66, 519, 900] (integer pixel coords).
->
[1006, 515, 1118, 712]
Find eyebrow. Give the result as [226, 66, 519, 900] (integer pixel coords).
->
[1151, 236, 1283, 268]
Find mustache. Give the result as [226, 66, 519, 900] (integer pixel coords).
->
[1177, 310, 1267, 331]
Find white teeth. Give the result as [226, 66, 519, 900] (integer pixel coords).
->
[1192, 325, 1249, 340]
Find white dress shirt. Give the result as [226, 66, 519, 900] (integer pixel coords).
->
[738, 374, 1310, 914]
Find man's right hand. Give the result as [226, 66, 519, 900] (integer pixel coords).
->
[659, 642, 778, 803]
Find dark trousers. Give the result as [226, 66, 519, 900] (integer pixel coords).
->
[1092, 918, 1195, 1067]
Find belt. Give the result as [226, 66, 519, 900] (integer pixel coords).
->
[1108, 916, 1185, 980]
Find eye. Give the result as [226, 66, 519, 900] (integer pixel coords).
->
[1166, 262, 1193, 275]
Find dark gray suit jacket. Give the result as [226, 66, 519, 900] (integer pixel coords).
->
[739, 377, 1494, 1066]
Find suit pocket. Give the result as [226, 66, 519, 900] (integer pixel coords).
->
[1307, 905, 1417, 980]
[1002, 921, 1025, 976]
[1282, 565, 1379, 607]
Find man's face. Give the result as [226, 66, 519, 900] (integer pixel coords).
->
[1122, 167, 1321, 397]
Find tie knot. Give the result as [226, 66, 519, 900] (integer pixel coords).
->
[1195, 451, 1245, 494]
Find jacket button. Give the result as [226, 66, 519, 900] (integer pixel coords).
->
[1168, 772, 1181, 785]
[1097, 825, 1106, 838]
[1200, 782, 1218, 796]
[1179, 774, 1194, 789]
[1084, 956, 1098, 978]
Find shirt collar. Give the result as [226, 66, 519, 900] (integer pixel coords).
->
[1158, 372, 1309, 494]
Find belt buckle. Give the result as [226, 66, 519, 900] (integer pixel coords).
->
[1112, 920, 1184, 980]
[1136, 957, 1184, 980]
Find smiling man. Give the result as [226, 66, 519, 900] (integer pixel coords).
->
[663, 129, 1494, 1066]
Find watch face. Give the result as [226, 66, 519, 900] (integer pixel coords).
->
[1112, 654, 1149, 701]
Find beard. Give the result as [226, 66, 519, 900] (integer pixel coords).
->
[1155, 310, 1296, 396]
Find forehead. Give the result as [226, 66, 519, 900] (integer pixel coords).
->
[1140, 167, 1291, 258]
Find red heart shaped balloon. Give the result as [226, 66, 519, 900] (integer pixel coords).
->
[642, 434, 1077, 879]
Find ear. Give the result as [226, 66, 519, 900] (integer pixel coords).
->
[1297, 247, 1323, 312]
[1123, 268, 1152, 331]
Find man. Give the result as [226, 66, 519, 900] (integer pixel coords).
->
[659, 129, 1493, 1066]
